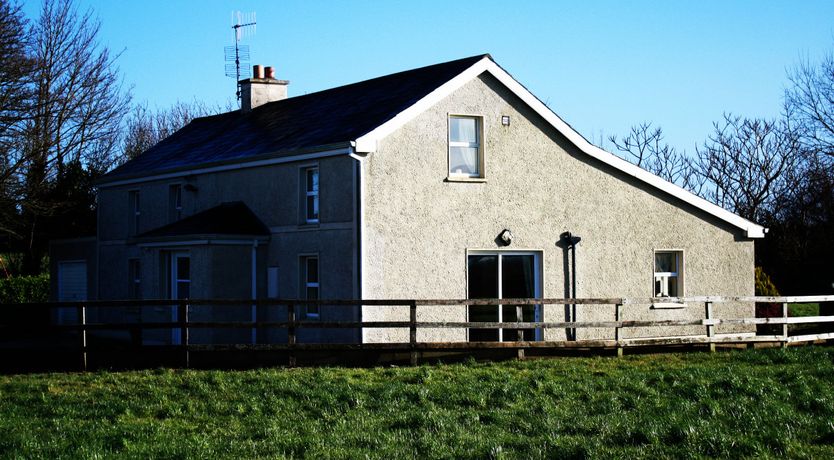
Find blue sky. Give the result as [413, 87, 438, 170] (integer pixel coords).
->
[21, 0, 834, 155]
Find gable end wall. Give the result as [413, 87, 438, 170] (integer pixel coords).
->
[362, 73, 754, 343]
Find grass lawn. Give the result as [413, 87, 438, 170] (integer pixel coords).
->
[2, 347, 834, 459]
[790, 303, 820, 317]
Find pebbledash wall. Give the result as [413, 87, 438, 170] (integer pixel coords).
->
[361, 73, 755, 343]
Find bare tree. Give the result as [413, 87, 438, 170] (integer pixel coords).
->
[4, 0, 131, 273]
[0, 0, 33, 238]
[786, 50, 834, 159]
[122, 100, 218, 161]
[694, 114, 803, 223]
[608, 122, 704, 193]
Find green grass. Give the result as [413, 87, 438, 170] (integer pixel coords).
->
[790, 303, 820, 317]
[3, 347, 834, 459]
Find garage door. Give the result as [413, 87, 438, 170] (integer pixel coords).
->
[57, 261, 87, 324]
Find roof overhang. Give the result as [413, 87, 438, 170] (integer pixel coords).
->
[96, 143, 352, 189]
[352, 56, 767, 239]
[133, 235, 270, 248]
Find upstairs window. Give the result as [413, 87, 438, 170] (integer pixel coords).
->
[654, 251, 683, 297]
[168, 184, 182, 222]
[305, 167, 319, 223]
[128, 190, 140, 235]
[449, 116, 483, 178]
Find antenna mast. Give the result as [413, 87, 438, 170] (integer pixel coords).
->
[224, 11, 257, 106]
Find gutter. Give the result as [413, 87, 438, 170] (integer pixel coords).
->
[96, 143, 353, 188]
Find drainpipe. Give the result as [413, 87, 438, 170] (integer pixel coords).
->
[560, 232, 581, 340]
[349, 147, 366, 344]
[251, 240, 258, 344]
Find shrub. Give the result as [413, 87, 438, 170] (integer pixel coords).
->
[755, 267, 781, 335]
[0, 274, 50, 304]
[755, 267, 780, 296]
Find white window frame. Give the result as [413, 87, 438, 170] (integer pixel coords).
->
[448, 115, 484, 179]
[304, 167, 320, 224]
[128, 258, 141, 300]
[168, 183, 183, 222]
[301, 255, 320, 318]
[653, 250, 684, 305]
[466, 249, 543, 342]
[167, 251, 190, 345]
[128, 190, 140, 235]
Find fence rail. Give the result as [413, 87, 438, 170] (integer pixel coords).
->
[1, 296, 833, 370]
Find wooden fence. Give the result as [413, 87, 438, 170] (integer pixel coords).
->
[1, 295, 833, 370]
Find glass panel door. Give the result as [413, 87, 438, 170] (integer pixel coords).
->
[467, 252, 540, 342]
[468, 255, 499, 341]
[501, 255, 537, 341]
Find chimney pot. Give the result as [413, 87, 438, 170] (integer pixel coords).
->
[252, 64, 264, 79]
[265, 66, 275, 79]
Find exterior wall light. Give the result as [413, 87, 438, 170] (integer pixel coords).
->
[501, 115, 510, 126]
[498, 229, 513, 246]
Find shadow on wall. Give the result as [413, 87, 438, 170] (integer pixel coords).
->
[557, 232, 581, 341]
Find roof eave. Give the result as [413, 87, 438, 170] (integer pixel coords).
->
[96, 142, 353, 188]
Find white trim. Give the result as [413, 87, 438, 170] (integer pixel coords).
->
[137, 239, 264, 248]
[251, 240, 258, 344]
[99, 147, 351, 188]
[269, 222, 352, 233]
[653, 249, 684, 299]
[353, 57, 765, 238]
[300, 254, 321, 318]
[448, 114, 484, 179]
[303, 166, 320, 224]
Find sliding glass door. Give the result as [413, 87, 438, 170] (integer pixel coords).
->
[467, 252, 541, 342]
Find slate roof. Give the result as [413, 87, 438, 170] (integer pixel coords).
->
[136, 202, 270, 239]
[102, 54, 489, 182]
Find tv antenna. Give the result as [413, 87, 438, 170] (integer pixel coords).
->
[224, 11, 257, 105]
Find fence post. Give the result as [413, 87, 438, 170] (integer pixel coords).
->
[179, 300, 189, 368]
[516, 304, 525, 360]
[77, 303, 87, 371]
[614, 303, 623, 358]
[409, 301, 417, 366]
[287, 303, 296, 367]
[782, 302, 789, 348]
[705, 301, 715, 353]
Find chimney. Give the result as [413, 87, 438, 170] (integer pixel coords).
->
[240, 64, 289, 112]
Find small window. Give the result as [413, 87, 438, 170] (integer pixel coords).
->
[654, 251, 683, 297]
[304, 168, 319, 223]
[128, 190, 140, 235]
[128, 259, 141, 299]
[168, 184, 182, 222]
[449, 116, 482, 178]
[301, 256, 319, 317]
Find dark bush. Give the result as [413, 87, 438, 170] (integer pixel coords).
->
[0, 274, 50, 304]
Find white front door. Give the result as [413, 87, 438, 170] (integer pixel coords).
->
[467, 251, 542, 342]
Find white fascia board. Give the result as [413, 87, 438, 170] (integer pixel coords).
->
[482, 62, 766, 239]
[353, 58, 493, 153]
[99, 147, 351, 189]
[353, 56, 765, 239]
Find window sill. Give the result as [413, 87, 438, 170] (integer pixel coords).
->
[651, 302, 686, 310]
[298, 222, 320, 229]
[445, 177, 487, 183]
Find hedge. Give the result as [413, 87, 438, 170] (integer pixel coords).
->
[0, 274, 50, 304]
